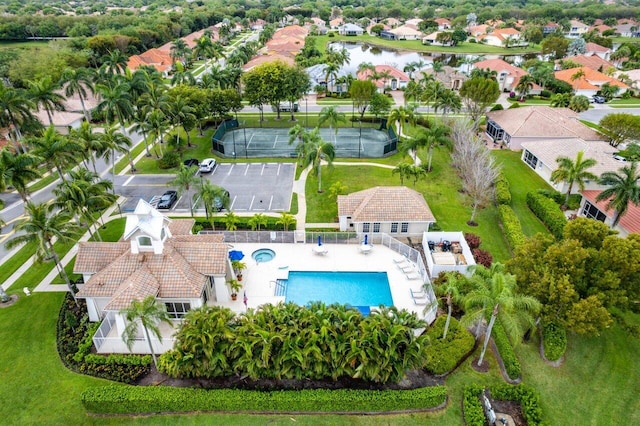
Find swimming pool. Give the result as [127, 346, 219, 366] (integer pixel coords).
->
[284, 271, 393, 307]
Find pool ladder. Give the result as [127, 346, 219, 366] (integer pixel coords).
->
[272, 279, 287, 297]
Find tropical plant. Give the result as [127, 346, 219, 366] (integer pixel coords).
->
[168, 165, 199, 216]
[515, 74, 535, 100]
[69, 121, 104, 173]
[121, 296, 173, 368]
[0, 83, 36, 152]
[100, 50, 128, 75]
[318, 106, 346, 145]
[596, 161, 640, 227]
[463, 263, 541, 366]
[60, 67, 95, 121]
[248, 213, 268, 231]
[437, 273, 465, 339]
[422, 124, 451, 172]
[387, 105, 417, 138]
[392, 162, 413, 185]
[197, 181, 228, 228]
[299, 127, 336, 193]
[27, 76, 65, 126]
[550, 151, 598, 206]
[30, 126, 80, 181]
[276, 212, 295, 231]
[0, 148, 41, 202]
[98, 125, 133, 175]
[224, 211, 240, 231]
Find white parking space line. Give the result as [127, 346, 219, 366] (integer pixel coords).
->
[227, 164, 234, 175]
[123, 176, 135, 186]
[244, 164, 250, 175]
[273, 135, 278, 148]
[277, 164, 281, 175]
[261, 164, 266, 175]
[230, 195, 238, 210]
[268, 196, 273, 211]
[248, 133, 255, 148]
[173, 195, 183, 210]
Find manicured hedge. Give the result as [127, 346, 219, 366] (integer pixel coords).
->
[498, 205, 525, 250]
[424, 316, 475, 375]
[463, 384, 545, 426]
[194, 217, 296, 232]
[542, 322, 567, 362]
[492, 320, 521, 380]
[526, 192, 567, 239]
[81, 385, 447, 414]
[495, 173, 511, 205]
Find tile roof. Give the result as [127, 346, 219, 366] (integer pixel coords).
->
[520, 138, 622, 176]
[554, 67, 629, 90]
[126, 48, 173, 74]
[486, 106, 602, 140]
[74, 242, 130, 273]
[585, 42, 610, 52]
[242, 53, 296, 71]
[338, 186, 435, 222]
[103, 268, 160, 311]
[34, 110, 84, 127]
[388, 25, 423, 37]
[568, 55, 615, 72]
[357, 65, 410, 88]
[168, 219, 196, 236]
[582, 190, 640, 234]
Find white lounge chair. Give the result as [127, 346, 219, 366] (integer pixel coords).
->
[410, 288, 427, 299]
[396, 263, 413, 272]
[393, 255, 409, 264]
[404, 270, 420, 280]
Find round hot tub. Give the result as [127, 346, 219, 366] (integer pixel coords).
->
[252, 248, 276, 263]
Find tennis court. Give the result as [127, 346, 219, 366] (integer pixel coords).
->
[212, 125, 397, 158]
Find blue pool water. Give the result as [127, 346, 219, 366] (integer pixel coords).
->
[252, 248, 275, 263]
[285, 271, 393, 307]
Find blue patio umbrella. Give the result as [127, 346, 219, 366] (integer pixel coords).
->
[318, 235, 322, 246]
[364, 235, 368, 245]
[229, 250, 245, 261]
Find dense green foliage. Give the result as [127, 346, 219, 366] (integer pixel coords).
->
[160, 303, 429, 383]
[81, 384, 447, 414]
[463, 384, 545, 426]
[424, 316, 475, 375]
[542, 322, 567, 362]
[526, 192, 567, 239]
[495, 172, 511, 205]
[498, 205, 525, 250]
[492, 319, 521, 380]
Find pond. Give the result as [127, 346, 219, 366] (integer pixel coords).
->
[328, 41, 540, 74]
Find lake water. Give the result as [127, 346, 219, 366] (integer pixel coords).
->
[328, 41, 539, 74]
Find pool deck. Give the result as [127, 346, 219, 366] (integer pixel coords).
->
[215, 242, 435, 322]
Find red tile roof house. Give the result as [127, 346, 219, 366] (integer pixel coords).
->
[585, 42, 612, 61]
[75, 200, 231, 354]
[554, 66, 629, 98]
[357, 65, 410, 92]
[126, 48, 173, 77]
[475, 28, 527, 48]
[579, 190, 640, 237]
[563, 54, 616, 73]
[485, 106, 602, 150]
[472, 58, 541, 93]
[338, 186, 436, 237]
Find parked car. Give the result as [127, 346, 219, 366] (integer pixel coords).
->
[593, 95, 606, 104]
[271, 102, 299, 113]
[157, 190, 178, 209]
[199, 158, 217, 173]
[183, 158, 199, 168]
[214, 190, 230, 211]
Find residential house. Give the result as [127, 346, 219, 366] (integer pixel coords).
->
[338, 23, 364, 36]
[405, 18, 423, 27]
[468, 24, 491, 38]
[568, 20, 590, 38]
[357, 65, 410, 92]
[307, 17, 327, 34]
[306, 63, 353, 93]
[614, 69, 640, 92]
[520, 138, 621, 194]
[338, 186, 436, 237]
[422, 232, 476, 278]
[33, 83, 100, 134]
[485, 106, 602, 149]
[417, 66, 468, 90]
[382, 25, 423, 40]
[565, 54, 615, 74]
[329, 17, 344, 29]
[242, 52, 296, 72]
[590, 24, 612, 34]
[250, 19, 267, 30]
[615, 21, 640, 38]
[126, 48, 173, 77]
[384, 18, 401, 28]
[554, 67, 629, 98]
[434, 18, 451, 31]
[243, 24, 309, 70]
[585, 42, 612, 61]
[543, 22, 560, 35]
[579, 190, 640, 237]
[422, 31, 455, 47]
[476, 28, 527, 47]
[367, 22, 390, 35]
[75, 200, 231, 354]
[472, 58, 540, 93]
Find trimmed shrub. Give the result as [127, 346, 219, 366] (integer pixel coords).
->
[508, 102, 520, 109]
[158, 151, 180, 169]
[462, 385, 485, 426]
[464, 232, 481, 250]
[490, 104, 504, 111]
[495, 173, 511, 205]
[540, 90, 552, 99]
[424, 316, 475, 375]
[81, 385, 447, 414]
[498, 205, 526, 250]
[526, 192, 567, 239]
[194, 217, 296, 232]
[472, 248, 493, 267]
[492, 320, 521, 380]
[542, 322, 567, 361]
[464, 384, 545, 426]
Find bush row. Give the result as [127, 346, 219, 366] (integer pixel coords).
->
[537, 189, 581, 211]
[492, 320, 521, 380]
[463, 384, 545, 426]
[424, 316, 475, 375]
[526, 192, 567, 239]
[542, 322, 567, 362]
[81, 385, 447, 414]
[193, 216, 296, 232]
[495, 173, 511, 205]
[498, 205, 526, 251]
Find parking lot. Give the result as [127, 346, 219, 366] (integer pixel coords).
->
[116, 162, 296, 213]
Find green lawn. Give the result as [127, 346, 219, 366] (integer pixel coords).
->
[609, 98, 640, 105]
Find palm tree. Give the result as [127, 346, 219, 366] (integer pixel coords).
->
[392, 162, 413, 185]
[95, 80, 133, 132]
[550, 151, 598, 206]
[120, 296, 172, 368]
[168, 165, 199, 216]
[424, 80, 445, 115]
[6, 202, 80, 301]
[248, 213, 268, 231]
[422, 124, 451, 172]
[463, 263, 541, 367]
[99, 125, 133, 175]
[318, 106, 346, 145]
[323, 62, 341, 94]
[596, 161, 640, 228]
[224, 211, 240, 231]
[0, 148, 41, 202]
[170, 62, 196, 86]
[378, 69, 393, 93]
[0, 83, 36, 152]
[433, 90, 462, 116]
[30, 126, 80, 182]
[288, 123, 306, 145]
[27, 76, 66, 126]
[170, 39, 190, 66]
[276, 212, 296, 231]
[515, 74, 535, 101]
[60, 67, 95, 122]
[300, 128, 336, 193]
[197, 180, 228, 227]
[387, 105, 417, 138]
[69, 121, 104, 173]
[100, 50, 128, 75]
[437, 273, 464, 339]
[167, 95, 196, 148]
[146, 109, 168, 157]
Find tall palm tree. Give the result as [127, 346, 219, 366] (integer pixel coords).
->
[422, 124, 451, 171]
[170, 62, 196, 86]
[424, 80, 445, 115]
[168, 165, 199, 216]
[29, 126, 80, 182]
[6, 202, 80, 301]
[0, 148, 41, 202]
[550, 151, 598, 206]
[463, 263, 541, 367]
[378, 69, 393, 93]
[100, 50, 128, 76]
[120, 296, 172, 368]
[437, 273, 464, 339]
[596, 161, 640, 228]
[392, 162, 413, 185]
[300, 128, 335, 193]
[146, 109, 168, 157]
[27, 76, 65, 126]
[170, 39, 190, 66]
[95, 80, 133, 133]
[167, 94, 196, 148]
[197, 181, 229, 228]
[60, 67, 95, 122]
[0, 83, 36, 152]
[387, 105, 417, 138]
[515, 74, 535, 101]
[99, 125, 133, 175]
[318, 106, 346, 145]
[69, 121, 104, 173]
[130, 107, 152, 158]
[433, 90, 462, 116]
[323, 62, 341, 94]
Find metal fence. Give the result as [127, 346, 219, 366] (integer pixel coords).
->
[93, 311, 117, 352]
